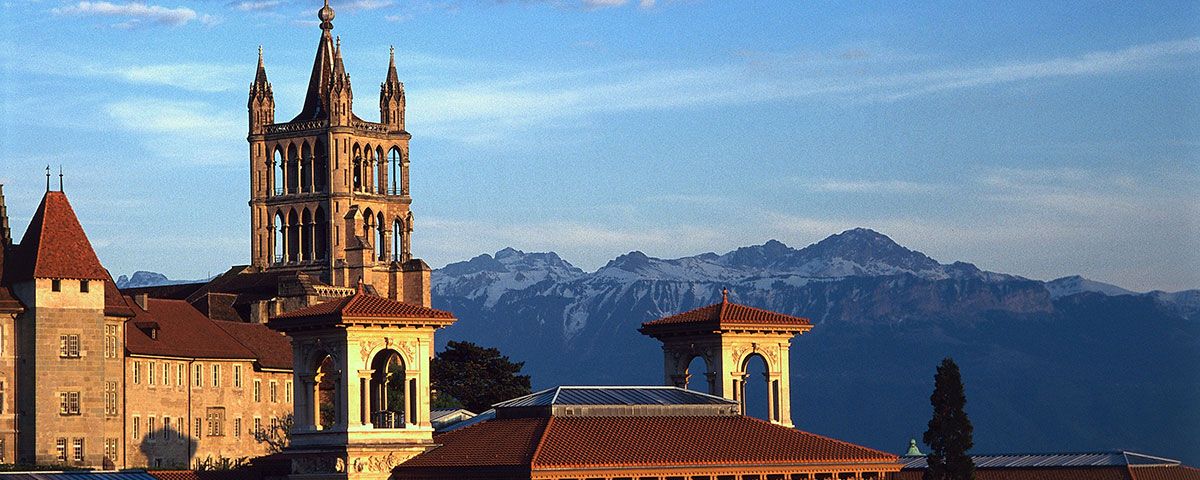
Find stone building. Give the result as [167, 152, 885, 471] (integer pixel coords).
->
[0, 186, 297, 469]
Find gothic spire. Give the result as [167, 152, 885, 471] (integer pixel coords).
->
[333, 36, 347, 78]
[0, 184, 10, 248]
[293, 0, 338, 122]
[254, 45, 269, 86]
[385, 46, 399, 85]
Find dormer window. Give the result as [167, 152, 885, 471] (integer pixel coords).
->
[80, 280, 89, 293]
[135, 322, 161, 340]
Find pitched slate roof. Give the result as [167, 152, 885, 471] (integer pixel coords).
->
[9, 191, 108, 281]
[396, 415, 897, 476]
[640, 293, 811, 333]
[0, 245, 24, 313]
[124, 297, 295, 370]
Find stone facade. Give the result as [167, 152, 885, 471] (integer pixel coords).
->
[123, 357, 292, 469]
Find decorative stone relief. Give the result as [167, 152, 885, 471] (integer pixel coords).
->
[351, 453, 405, 473]
[292, 456, 343, 474]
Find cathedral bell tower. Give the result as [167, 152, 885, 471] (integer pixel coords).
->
[248, 0, 429, 307]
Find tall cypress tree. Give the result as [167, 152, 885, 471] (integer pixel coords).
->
[923, 357, 975, 480]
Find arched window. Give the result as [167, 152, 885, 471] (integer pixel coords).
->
[313, 140, 328, 193]
[272, 211, 285, 264]
[301, 208, 313, 262]
[376, 212, 387, 261]
[685, 356, 711, 394]
[352, 144, 363, 191]
[274, 148, 285, 196]
[388, 147, 401, 195]
[392, 219, 403, 261]
[286, 144, 299, 194]
[315, 354, 336, 430]
[286, 209, 300, 263]
[376, 146, 386, 194]
[362, 208, 374, 242]
[300, 142, 313, 193]
[363, 145, 375, 193]
[368, 349, 407, 429]
[741, 354, 772, 422]
[314, 206, 328, 260]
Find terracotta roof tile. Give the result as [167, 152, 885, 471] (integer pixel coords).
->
[213, 319, 293, 370]
[125, 297, 258, 361]
[397, 415, 896, 476]
[641, 298, 811, 331]
[398, 417, 547, 471]
[9, 191, 109, 281]
[1131, 465, 1200, 480]
[104, 277, 135, 317]
[534, 416, 895, 468]
[273, 289, 454, 324]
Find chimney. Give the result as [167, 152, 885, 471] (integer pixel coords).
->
[134, 294, 149, 311]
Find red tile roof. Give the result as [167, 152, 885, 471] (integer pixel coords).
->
[213, 319, 293, 370]
[9, 191, 109, 281]
[396, 415, 896, 477]
[272, 286, 454, 327]
[104, 277, 135, 317]
[1132, 465, 1200, 480]
[125, 297, 258, 361]
[641, 296, 812, 332]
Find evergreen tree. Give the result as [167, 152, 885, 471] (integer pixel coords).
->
[923, 357, 975, 480]
[431, 341, 531, 413]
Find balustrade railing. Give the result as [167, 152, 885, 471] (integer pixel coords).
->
[371, 410, 405, 429]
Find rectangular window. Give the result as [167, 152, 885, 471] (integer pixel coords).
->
[194, 363, 203, 387]
[0, 382, 5, 415]
[59, 392, 80, 415]
[206, 407, 226, 437]
[55, 438, 66, 462]
[177, 364, 184, 386]
[59, 334, 81, 358]
[72, 438, 83, 463]
[163, 417, 171, 438]
[253, 418, 262, 441]
[234, 417, 242, 438]
[162, 363, 169, 385]
[133, 417, 140, 439]
[104, 439, 117, 463]
[148, 417, 156, 440]
[105, 382, 117, 416]
[104, 325, 117, 358]
[133, 361, 141, 384]
[80, 280, 89, 293]
[233, 365, 242, 388]
[195, 418, 201, 438]
[269, 380, 278, 403]
[212, 364, 220, 387]
[148, 362, 156, 385]
[286, 381, 293, 403]
[51, 279, 61, 292]
[253, 379, 261, 402]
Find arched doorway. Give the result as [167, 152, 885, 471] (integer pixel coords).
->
[685, 356, 711, 394]
[315, 354, 337, 430]
[368, 350, 408, 429]
[741, 353, 771, 422]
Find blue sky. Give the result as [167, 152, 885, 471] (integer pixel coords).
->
[0, 1, 1197, 291]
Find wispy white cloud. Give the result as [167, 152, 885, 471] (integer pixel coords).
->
[412, 38, 1200, 142]
[340, 0, 396, 11]
[103, 98, 245, 165]
[52, 2, 218, 28]
[804, 179, 943, 194]
[230, 0, 282, 12]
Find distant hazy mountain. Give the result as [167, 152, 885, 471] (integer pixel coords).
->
[431, 228, 1200, 463]
[115, 271, 209, 289]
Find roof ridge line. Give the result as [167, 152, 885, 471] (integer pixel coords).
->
[529, 416, 554, 469]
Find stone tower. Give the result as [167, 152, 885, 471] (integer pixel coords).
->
[267, 284, 456, 479]
[248, 1, 428, 306]
[639, 289, 813, 427]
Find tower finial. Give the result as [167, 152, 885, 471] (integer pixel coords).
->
[58, 165, 64, 192]
[357, 278, 365, 295]
[318, 0, 335, 30]
[45, 165, 50, 192]
[722, 287, 729, 303]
